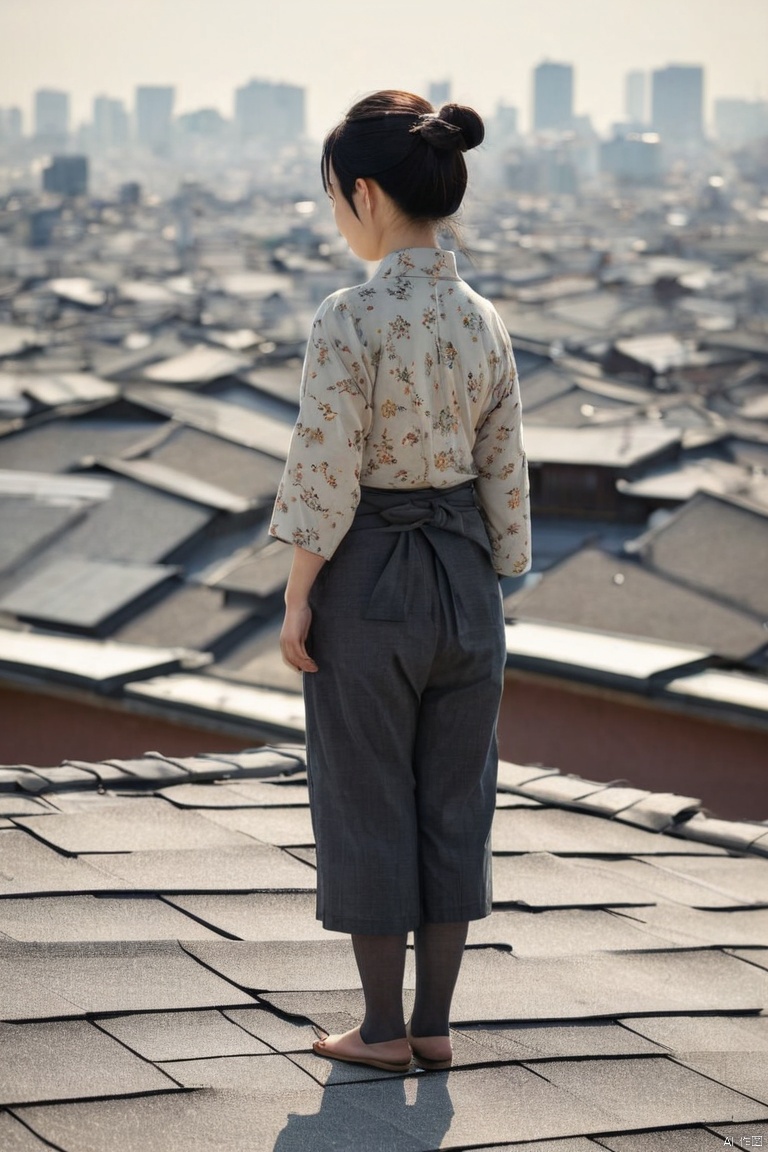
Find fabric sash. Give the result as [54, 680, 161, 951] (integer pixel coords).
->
[348, 480, 492, 627]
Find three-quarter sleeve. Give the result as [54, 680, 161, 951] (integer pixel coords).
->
[472, 331, 531, 576]
[269, 296, 374, 559]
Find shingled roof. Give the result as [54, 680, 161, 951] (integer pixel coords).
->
[2, 744, 768, 1148]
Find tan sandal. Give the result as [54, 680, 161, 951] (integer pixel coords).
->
[405, 1021, 453, 1070]
[311, 1025, 412, 1073]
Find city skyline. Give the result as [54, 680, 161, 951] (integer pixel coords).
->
[0, 0, 766, 138]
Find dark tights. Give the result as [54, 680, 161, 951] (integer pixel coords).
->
[353, 921, 469, 1043]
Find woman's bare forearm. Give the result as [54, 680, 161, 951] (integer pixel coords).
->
[285, 546, 327, 607]
[280, 546, 326, 673]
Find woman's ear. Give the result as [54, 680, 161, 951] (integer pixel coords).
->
[355, 177, 374, 215]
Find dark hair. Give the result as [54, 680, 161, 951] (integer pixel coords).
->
[321, 90, 484, 222]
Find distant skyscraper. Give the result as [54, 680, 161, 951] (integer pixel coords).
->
[42, 155, 88, 197]
[428, 80, 451, 108]
[600, 133, 661, 184]
[93, 96, 129, 150]
[495, 102, 519, 139]
[714, 98, 768, 145]
[651, 65, 704, 142]
[177, 108, 226, 137]
[625, 71, 646, 124]
[34, 89, 70, 142]
[135, 86, 175, 153]
[0, 107, 23, 144]
[234, 79, 305, 144]
[533, 62, 574, 132]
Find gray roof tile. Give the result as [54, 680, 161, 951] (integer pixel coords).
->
[99, 1009, 272, 1061]
[15, 765, 99, 791]
[491, 851, 655, 908]
[0, 1112, 52, 1149]
[466, 906, 686, 954]
[0, 498, 84, 577]
[611, 792, 706, 832]
[626, 854, 768, 903]
[97, 454, 255, 512]
[610, 902, 768, 948]
[449, 948, 768, 1023]
[210, 541, 293, 598]
[569, 786, 656, 816]
[569, 856, 760, 909]
[156, 1053, 318, 1093]
[0, 1019, 176, 1106]
[529, 1055, 768, 1130]
[85, 756, 189, 785]
[182, 940, 417, 995]
[164, 892, 329, 942]
[671, 811, 768, 853]
[0, 940, 255, 1016]
[496, 760, 561, 790]
[0, 557, 175, 630]
[285, 846, 316, 868]
[596, 1129, 734, 1150]
[52, 474, 214, 564]
[621, 1011, 768, 1055]
[126, 383, 292, 458]
[222, 1004, 326, 1054]
[156, 779, 310, 809]
[506, 546, 768, 661]
[198, 806, 314, 847]
[15, 1086, 429, 1152]
[458, 1018, 663, 1060]
[0, 830, 121, 896]
[0, 414, 162, 473]
[632, 491, 768, 617]
[13, 799, 255, 854]
[143, 424, 285, 504]
[0, 796, 54, 817]
[115, 585, 255, 658]
[305, 1063, 622, 1145]
[467, 1141, 598, 1152]
[489, 806, 719, 856]
[6, 631, 205, 698]
[0, 973, 87, 1022]
[86, 842, 317, 893]
[0, 895, 224, 942]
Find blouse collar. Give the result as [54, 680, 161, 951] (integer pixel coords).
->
[375, 247, 460, 281]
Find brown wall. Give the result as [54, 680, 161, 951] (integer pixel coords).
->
[498, 671, 768, 822]
[0, 683, 250, 765]
[3, 675, 766, 824]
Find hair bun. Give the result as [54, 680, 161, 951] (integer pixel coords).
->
[437, 103, 485, 151]
[413, 103, 485, 152]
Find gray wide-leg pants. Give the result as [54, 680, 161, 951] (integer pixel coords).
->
[303, 483, 506, 935]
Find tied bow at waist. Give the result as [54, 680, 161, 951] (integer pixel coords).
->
[348, 480, 492, 627]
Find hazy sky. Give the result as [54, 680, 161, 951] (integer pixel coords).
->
[1, 0, 766, 136]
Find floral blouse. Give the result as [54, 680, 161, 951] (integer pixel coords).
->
[269, 247, 530, 576]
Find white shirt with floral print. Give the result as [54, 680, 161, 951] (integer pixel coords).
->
[269, 247, 531, 576]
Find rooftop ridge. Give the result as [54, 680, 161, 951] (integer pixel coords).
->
[3, 745, 766, 858]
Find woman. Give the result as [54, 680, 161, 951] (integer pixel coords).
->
[269, 90, 530, 1074]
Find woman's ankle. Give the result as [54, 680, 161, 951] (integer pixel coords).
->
[408, 1013, 450, 1039]
[360, 1020, 407, 1044]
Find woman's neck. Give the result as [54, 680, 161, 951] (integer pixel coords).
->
[373, 221, 439, 260]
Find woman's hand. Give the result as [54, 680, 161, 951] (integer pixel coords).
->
[280, 601, 319, 673]
[280, 545, 326, 673]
